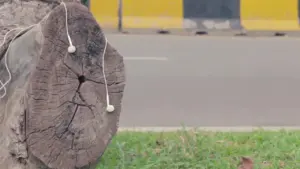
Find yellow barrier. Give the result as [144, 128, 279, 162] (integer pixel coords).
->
[241, 0, 299, 30]
[122, 0, 183, 29]
[90, 0, 300, 32]
[90, 0, 118, 28]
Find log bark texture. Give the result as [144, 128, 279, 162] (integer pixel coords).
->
[0, 1, 125, 169]
[0, 0, 79, 59]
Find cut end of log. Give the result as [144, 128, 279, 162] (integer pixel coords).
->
[0, 1, 125, 169]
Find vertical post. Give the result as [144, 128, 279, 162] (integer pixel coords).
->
[118, 0, 123, 32]
[87, 0, 90, 10]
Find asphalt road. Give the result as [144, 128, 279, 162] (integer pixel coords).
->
[106, 34, 300, 127]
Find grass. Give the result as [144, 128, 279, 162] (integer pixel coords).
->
[96, 129, 300, 169]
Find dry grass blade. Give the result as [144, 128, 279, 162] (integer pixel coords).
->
[238, 157, 254, 169]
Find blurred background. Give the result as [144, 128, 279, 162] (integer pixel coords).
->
[82, 0, 300, 34]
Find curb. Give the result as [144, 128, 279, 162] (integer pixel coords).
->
[103, 28, 300, 37]
[118, 126, 300, 132]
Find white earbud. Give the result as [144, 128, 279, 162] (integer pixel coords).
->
[68, 45, 76, 53]
[106, 104, 115, 112]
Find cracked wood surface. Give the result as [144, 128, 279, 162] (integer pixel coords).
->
[0, 2, 125, 169]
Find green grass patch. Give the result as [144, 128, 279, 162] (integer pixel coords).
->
[97, 129, 300, 169]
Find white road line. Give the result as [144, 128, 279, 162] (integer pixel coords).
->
[118, 126, 300, 132]
[123, 57, 168, 61]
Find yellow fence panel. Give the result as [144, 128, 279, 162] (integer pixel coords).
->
[122, 0, 183, 29]
[90, 0, 118, 28]
[241, 0, 299, 30]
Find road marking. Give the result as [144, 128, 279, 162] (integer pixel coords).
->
[118, 126, 300, 132]
[124, 57, 168, 61]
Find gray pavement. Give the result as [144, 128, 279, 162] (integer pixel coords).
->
[106, 34, 300, 127]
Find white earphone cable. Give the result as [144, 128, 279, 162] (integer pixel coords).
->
[0, 26, 35, 98]
[0, 8, 51, 99]
[61, 2, 76, 54]
[102, 38, 111, 107]
[62, 1, 113, 112]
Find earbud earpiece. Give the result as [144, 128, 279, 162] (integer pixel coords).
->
[106, 104, 115, 112]
[68, 45, 76, 53]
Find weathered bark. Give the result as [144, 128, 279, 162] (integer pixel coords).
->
[0, 0, 80, 41]
[0, 1, 125, 169]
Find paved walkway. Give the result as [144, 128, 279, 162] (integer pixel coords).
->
[107, 34, 300, 128]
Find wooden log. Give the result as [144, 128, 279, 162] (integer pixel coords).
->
[0, 2, 125, 169]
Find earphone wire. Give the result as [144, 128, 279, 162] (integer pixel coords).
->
[61, 1, 112, 109]
[0, 26, 34, 98]
[0, 2, 62, 99]
[61, 1, 74, 48]
[61, 1, 110, 107]
[0, 9, 52, 99]
[102, 38, 110, 107]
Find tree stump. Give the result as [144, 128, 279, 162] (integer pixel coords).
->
[0, 1, 125, 169]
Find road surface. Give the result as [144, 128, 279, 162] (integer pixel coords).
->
[106, 34, 300, 127]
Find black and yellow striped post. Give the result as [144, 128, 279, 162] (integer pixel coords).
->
[89, 0, 300, 32]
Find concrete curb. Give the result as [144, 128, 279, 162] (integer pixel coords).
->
[103, 28, 300, 37]
[118, 126, 300, 132]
